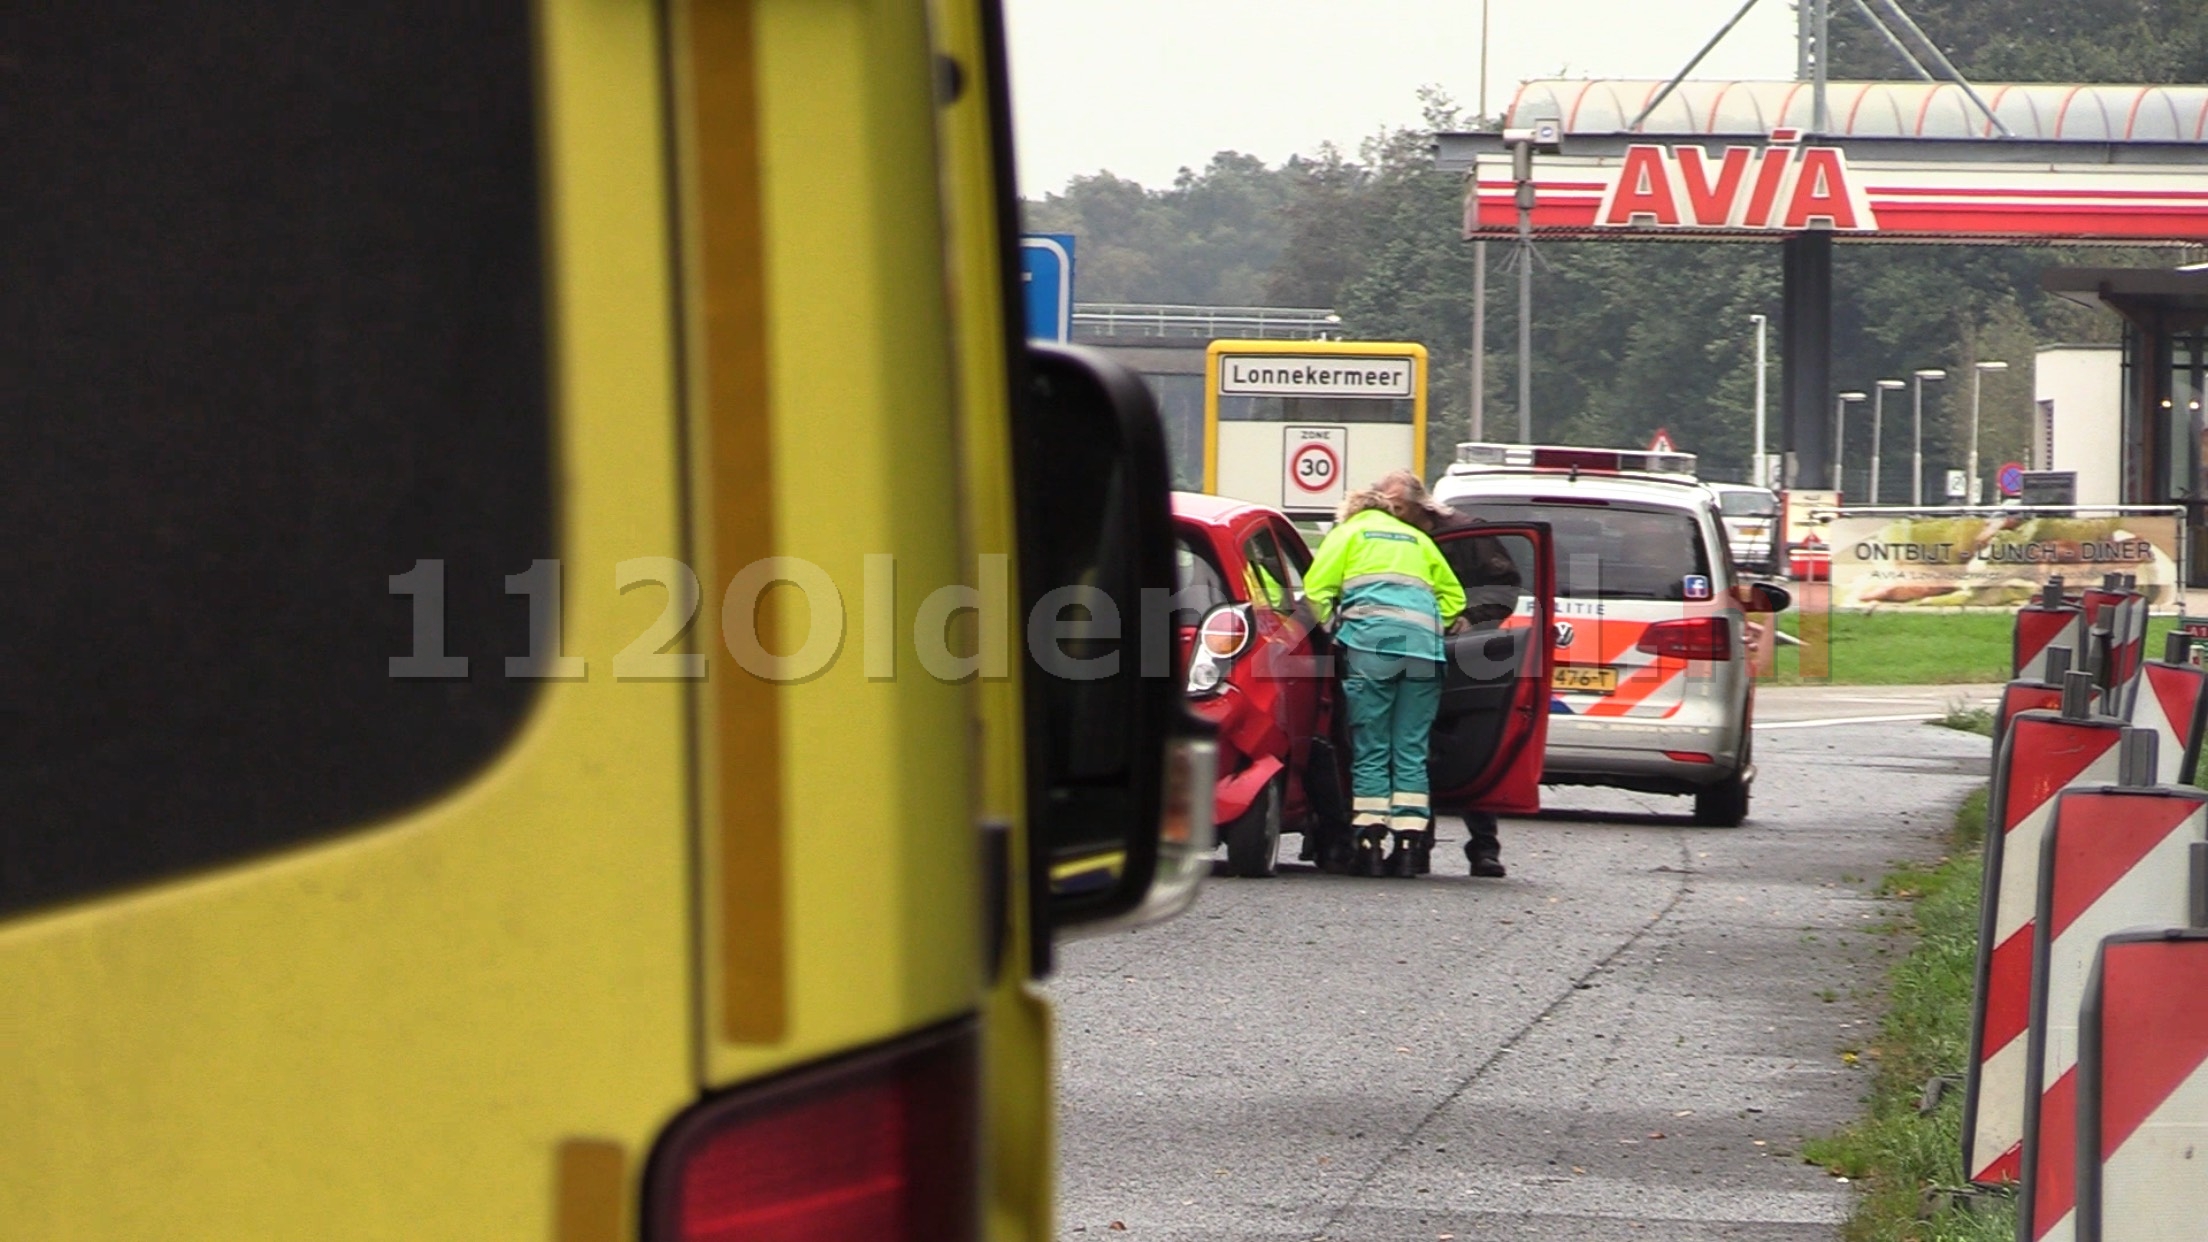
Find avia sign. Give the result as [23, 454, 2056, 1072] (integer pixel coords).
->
[1465, 135, 2208, 242]
[1596, 141, 1876, 232]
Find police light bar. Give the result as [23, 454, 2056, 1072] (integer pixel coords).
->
[1454, 441, 1697, 477]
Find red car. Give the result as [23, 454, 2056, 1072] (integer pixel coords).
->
[1170, 492, 1557, 876]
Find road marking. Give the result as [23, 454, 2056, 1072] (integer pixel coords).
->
[1755, 712, 1947, 730]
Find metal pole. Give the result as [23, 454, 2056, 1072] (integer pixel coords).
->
[1478, 0, 1490, 119]
[1752, 314, 1768, 487]
[1627, 0, 1765, 132]
[1833, 390, 1864, 496]
[1912, 378, 1925, 507]
[1471, 243, 1486, 439]
[1871, 379, 1904, 504]
[1970, 365, 1983, 505]
[1834, 393, 1846, 496]
[1847, 0, 1933, 80]
[1471, 0, 1489, 442]
[1517, 233, 1532, 442]
[1866, 0, 2015, 137]
[1871, 385, 1885, 503]
[1515, 140, 1534, 443]
[1812, 0, 1830, 133]
[1796, 0, 1812, 78]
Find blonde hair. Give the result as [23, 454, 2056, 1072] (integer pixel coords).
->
[1376, 469, 1455, 529]
[1341, 470, 1458, 526]
[1336, 487, 1389, 523]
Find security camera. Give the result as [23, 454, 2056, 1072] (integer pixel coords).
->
[1502, 121, 1562, 152]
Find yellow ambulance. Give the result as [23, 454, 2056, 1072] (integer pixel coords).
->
[0, 3, 1209, 1238]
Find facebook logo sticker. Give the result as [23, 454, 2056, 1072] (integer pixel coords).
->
[1682, 574, 1712, 601]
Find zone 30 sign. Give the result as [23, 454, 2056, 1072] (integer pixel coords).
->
[1596, 141, 1876, 232]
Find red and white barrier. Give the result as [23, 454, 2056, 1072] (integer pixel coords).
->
[2075, 928, 2208, 1242]
[2134, 641, 2208, 787]
[2018, 779, 2206, 1242]
[1995, 646, 2094, 754]
[2081, 578, 2146, 721]
[2117, 585, 2149, 720]
[1997, 681, 2067, 752]
[2015, 582, 2084, 683]
[1966, 695, 2127, 1185]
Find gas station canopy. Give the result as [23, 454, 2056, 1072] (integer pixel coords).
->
[1505, 79, 2208, 144]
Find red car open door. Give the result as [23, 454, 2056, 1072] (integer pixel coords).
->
[1425, 522, 1555, 816]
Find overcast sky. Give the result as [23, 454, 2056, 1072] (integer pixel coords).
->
[1004, 0, 1801, 194]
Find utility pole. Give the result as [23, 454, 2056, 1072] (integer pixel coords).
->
[1517, 191, 1532, 442]
[1811, 0, 1830, 132]
[1912, 368, 1946, 508]
[1470, 0, 1489, 442]
[1750, 314, 1768, 487]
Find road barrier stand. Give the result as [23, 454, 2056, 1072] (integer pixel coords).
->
[1966, 671, 2128, 1186]
[2016, 578, 2085, 683]
[2117, 574, 2150, 721]
[2134, 633, 2208, 788]
[2017, 730, 2206, 1242]
[1997, 646, 2096, 755]
[2081, 575, 2146, 721]
[2074, 855, 2208, 1242]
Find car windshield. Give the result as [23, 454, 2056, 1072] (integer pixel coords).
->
[1447, 501, 1711, 601]
[1717, 490, 1778, 517]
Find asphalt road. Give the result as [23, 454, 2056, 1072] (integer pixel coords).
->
[1051, 685, 1996, 1240]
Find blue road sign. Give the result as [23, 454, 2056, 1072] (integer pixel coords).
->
[1999, 461, 2026, 497]
[1020, 234, 1076, 342]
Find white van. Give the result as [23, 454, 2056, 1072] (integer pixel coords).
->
[1434, 444, 1789, 826]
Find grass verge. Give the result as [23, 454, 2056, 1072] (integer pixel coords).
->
[1801, 786, 2018, 1241]
[1933, 701, 1995, 737]
[1768, 610, 2176, 687]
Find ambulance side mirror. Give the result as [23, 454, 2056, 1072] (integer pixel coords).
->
[1017, 344, 1215, 962]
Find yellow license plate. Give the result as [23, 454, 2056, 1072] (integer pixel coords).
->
[1551, 666, 1619, 694]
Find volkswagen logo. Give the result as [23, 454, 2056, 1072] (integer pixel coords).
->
[1554, 621, 1575, 649]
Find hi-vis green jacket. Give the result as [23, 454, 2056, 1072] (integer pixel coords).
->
[1304, 507, 1466, 662]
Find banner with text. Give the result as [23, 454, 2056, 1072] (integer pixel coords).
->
[1827, 512, 2183, 609]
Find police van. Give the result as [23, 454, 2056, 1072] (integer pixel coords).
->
[1433, 444, 1790, 826]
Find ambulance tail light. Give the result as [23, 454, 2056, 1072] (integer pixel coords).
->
[1638, 617, 1732, 661]
[646, 1024, 978, 1242]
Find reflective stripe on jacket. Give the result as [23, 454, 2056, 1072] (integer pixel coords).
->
[1304, 508, 1465, 660]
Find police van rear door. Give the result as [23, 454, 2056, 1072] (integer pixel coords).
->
[1450, 499, 1720, 722]
[1427, 524, 1554, 816]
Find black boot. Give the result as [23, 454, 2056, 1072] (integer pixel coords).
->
[1386, 831, 1423, 878]
[1413, 830, 1434, 875]
[1465, 812, 1506, 877]
[1355, 826, 1388, 877]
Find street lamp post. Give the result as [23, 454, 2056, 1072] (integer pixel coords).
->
[1871, 379, 1905, 504]
[1969, 360, 2009, 505]
[1834, 390, 1867, 498]
[1912, 368, 1947, 508]
[1750, 314, 1769, 488]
